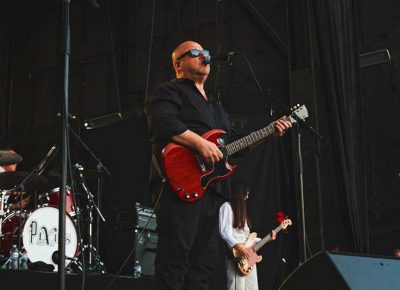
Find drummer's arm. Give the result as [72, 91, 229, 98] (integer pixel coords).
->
[2, 164, 17, 172]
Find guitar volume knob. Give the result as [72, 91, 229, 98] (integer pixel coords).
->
[184, 194, 190, 199]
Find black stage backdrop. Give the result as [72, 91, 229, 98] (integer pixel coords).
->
[313, 0, 369, 252]
[0, 0, 400, 289]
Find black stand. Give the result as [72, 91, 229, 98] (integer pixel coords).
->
[68, 125, 109, 273]
[76, 164, 106, 273]
[59, 1, 71, 289]
[296, 127, 307, 261]
[228, 53, 323, 263]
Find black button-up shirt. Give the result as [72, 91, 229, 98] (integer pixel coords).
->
[146, 78, 238, 144]
[145, 78, 240, 196]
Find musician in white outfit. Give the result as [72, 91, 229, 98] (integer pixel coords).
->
[219, 182, 276, 290]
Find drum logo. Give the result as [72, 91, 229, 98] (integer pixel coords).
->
[28, 220, 71, 247]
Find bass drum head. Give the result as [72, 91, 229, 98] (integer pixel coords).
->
[22, 206, 78, 270]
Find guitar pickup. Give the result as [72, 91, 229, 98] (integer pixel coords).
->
[195, 155, 206, 173]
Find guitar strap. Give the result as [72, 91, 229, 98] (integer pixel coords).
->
[152, 154, 166, 182]
[209, 99, 225, 131]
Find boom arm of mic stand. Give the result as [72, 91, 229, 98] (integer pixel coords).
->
[67, 124, 111, 176]
[263, 89, 323, 140]
[230, 53, 323, 140]
[291, 112, 323, 139]
[13, 159, 46, 192]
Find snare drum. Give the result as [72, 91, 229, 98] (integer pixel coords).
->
[0, 207, 78, 270]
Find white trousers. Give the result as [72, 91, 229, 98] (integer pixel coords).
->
[226, 257, 259, 290]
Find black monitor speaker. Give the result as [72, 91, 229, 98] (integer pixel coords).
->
[279, 251, 400, 290]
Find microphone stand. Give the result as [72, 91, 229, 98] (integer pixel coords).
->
[269, 95, 322, 263]
[229, 55, 322, 263]
[59, 1, 71, 288]
[76, 164, 106, 273]
[68, 124, 109, 273]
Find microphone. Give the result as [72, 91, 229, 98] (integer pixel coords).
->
[52, 251, 77, 264]
[37, 145, 57, 173]
[203, 51, 238, 64]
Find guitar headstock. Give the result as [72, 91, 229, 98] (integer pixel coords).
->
[289, 104, 308, 124]
[280, 218, 292, 230]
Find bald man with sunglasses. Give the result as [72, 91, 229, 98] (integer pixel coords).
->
[145, 41, 291, 290]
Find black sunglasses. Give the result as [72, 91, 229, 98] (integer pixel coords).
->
[176, 49, 210, 61]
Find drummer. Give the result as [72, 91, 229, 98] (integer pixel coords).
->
[0, 149, 30, 210]
[0, 149, 18, 173]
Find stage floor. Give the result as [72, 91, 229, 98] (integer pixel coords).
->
[0, 269, 155, 290]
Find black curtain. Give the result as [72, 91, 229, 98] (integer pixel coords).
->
[313, 0, 368, 252]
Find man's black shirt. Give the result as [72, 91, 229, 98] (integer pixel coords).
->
[145, 78, 240, 196]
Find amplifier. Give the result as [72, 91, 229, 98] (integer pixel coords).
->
[135, 203, 157, 276]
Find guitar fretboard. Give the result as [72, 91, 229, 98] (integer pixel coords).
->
[253, 224, 283, 252]
[223, 123, 277, 157]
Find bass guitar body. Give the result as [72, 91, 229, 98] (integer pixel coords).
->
[231, 233, 262, 276]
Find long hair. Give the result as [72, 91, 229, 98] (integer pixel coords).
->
[230, 181, 251, 230]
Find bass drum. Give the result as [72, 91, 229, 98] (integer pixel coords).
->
[0, 207, 78, 270]
[22, 206, 79, 270]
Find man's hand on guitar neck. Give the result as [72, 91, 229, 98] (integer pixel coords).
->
[233, 243, 249, 259]
[273, 116, 292, 137]
[171, 129, 223, 163]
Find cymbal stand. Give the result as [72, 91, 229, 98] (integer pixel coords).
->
[0, 190, 8, 238]
[76, 164, 106, 273]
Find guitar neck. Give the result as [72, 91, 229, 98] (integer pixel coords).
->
[225, 123, 276, 156]
[253, 224, 283, 252]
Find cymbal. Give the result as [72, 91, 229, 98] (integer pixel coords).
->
[0, 150, 23, 166]
[0, 171, 48, 192]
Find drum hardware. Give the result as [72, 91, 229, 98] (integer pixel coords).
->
[75, 163, 106, 273]
[0, 171, 48, 193]
[0, 190, 10, 238]
[4, 145, 56, 193]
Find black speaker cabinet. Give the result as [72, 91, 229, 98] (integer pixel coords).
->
[279, 251, 400, 290]
[135, 203, 157, 276]
[135, 230, 157, 276]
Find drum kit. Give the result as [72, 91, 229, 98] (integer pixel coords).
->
[0, 149, 106, 272]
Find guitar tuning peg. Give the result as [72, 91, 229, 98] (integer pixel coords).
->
[297, 103, 300, 108]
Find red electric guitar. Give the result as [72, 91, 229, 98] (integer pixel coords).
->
[232, 218, 292, 276]
[162, 105, 308, 202]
